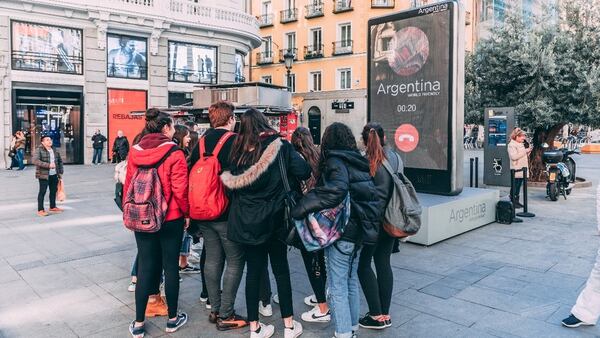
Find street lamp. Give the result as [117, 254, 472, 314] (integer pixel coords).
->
[284, 50, 295, 92]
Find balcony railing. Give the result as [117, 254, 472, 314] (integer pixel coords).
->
[168, 69, 217, 83]
[371, 0, 395, 8]
[235, 74, 246, 83]
[108, 64, 148, 79]
[332, 40, 353, 55]
[304, 44, 324, 59]
[11, 51, 83, 75]
[258, 14, 273, 27]
[333, 0, 353, 13]
[305, 2, 324, 18]
[279, 48, 298, 62]
[280, 9, 298, 23]
[256, 51, 274, 64]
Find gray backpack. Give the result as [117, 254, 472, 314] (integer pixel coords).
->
[381, 153, 422, 238]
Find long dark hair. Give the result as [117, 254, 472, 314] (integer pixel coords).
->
[143, 108, 172, 135]
[189, 130, 199, 151]
[291, 127, 319, 175]
[173, 125, 190, 148]
[318, 122, 358, 179]
[229, 108, 277, 167]
[361, 122, 387, 177]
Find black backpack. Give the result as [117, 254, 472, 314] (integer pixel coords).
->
[496, 200, 514, 224]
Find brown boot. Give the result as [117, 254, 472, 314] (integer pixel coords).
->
[145, 293, 168, 317]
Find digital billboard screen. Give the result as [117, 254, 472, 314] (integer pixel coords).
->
[107, 34, 148, 79]
[168, 41, 217, 83]
[368, 1, 464, 195]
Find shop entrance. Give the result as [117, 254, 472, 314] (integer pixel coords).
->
[12, 86, 83, 164]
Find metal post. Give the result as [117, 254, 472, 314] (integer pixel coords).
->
[286, 69, 291, 92]
[469, 158, 474, 188]
[475, 157, 479, 188]
[517, 167, 535, 217]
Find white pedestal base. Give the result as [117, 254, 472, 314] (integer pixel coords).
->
[407, 188, 500, 246]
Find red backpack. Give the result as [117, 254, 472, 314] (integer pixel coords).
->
[123, 146, 179, 232]
[189, 132, 234, 220]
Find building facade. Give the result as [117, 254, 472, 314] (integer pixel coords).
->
[0, 0, 259, 166]
[249, 0, 476, 142]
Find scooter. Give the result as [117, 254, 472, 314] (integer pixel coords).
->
[542, 146, 579, 201]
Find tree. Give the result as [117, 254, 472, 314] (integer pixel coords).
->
[466, 0, 600, 181]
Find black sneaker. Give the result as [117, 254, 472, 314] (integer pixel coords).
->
[179, 265, 202, 274]
[166, 313, 188, 333]
[359, 314, 387, 330]
[129, 320, 145, 338]
[562, 314, 592, 328]
[384, 317, 392, 328]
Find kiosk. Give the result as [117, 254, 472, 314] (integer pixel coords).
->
[483, 107, 516, 187]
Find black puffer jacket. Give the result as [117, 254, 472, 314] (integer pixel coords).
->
[291, 150, 385, 245]
[221, 135, 311, 245]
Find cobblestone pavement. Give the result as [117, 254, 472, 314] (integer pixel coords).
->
[0, 152, 599, 337]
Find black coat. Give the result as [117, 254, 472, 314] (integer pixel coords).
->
[291, 149, 390, 245]
[112, 136, 130, 159]
[92, 134, 107, 149]
[221, 136, 311, 245]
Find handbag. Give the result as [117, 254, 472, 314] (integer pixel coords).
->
[278, 152, 301, 247]
[57, 179, 66, 202]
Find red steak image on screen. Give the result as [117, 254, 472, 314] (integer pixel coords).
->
[395, 124, 419, 152]
[388, 27, 429, 77]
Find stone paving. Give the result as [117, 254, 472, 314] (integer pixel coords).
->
[0, 151, 599, 337]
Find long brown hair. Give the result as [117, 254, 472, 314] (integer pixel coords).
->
[229, 108, 277, 167]
[291, 127, 319, 174]
[361, 122, 386, 177]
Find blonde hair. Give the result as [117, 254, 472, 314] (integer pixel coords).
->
[510, 128, 526, 141]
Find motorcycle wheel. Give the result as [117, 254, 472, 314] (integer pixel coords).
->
[566, 187, 572, 195]
[547, 182, 558, 201]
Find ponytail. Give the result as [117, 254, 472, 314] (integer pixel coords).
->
[362, 123, 386, 177]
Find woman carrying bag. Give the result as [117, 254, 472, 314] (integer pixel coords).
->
[221, 109, 311, 338]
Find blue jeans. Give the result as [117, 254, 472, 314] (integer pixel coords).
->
[93, 148, 103, 164]
[326, 240, 361, 338]
[16, 148, 25, 170]
[180, 231, 192, 256]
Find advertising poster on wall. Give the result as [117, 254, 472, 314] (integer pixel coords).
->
[369, 1, 463, 195]
[235, 51, 245, 82]
[168, 41, 217, 83]
[107, 34, 148, 79]
[107, 89, 147, 158]
[11, 21, 83, 74]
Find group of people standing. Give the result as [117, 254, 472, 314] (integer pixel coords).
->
[123, 101, 402, 338]
[7, 130, 26, 170]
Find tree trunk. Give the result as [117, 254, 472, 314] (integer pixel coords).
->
[529, 124, 565, 182]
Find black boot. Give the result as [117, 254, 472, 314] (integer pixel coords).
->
[512, 196, 524, 209]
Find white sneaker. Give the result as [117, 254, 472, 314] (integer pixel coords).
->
[272, 294, 279, 304]
[128, 281, 136, 292]
[250, 323, 274, 338]
[284, 320, 303, 338]
[303, 294, 317, 307]
[259, 301, 273, 317]
[301, 306, 331, 323]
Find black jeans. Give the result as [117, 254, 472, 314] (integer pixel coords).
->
[38, 175, 58, 211]
[357, 231, 396, 316]
[134, 218, 184, 322]
[300, 247, 327, 304]
[511, 178, 524, 200]
[245, 238, 293, 322]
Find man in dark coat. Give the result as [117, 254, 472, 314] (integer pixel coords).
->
[33, 135, 64, 216]
[92, 129, 107, 165]
[112, 130, 129, 163]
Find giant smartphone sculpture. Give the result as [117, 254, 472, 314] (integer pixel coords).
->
[368, 1, 464, 195]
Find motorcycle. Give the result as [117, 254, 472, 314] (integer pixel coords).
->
[541, 146, 578, 201]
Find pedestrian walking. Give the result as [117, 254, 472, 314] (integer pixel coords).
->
[13, 131, 26, 170]
[562, 184, 600, 328]
[221, 108, 311, 338]
[92, 129, 107, 165]
[357, 123, 397, 330]
[33, 135, 64, 217]
[188, 101, 248, 330]
[6, 132, 18, 170]
[290, 127, 331, 324]
[507, 128, 531, 208]
[112, 130, 130, 163]
[291, 122, 382, 338]
[123, 108, 190, 338]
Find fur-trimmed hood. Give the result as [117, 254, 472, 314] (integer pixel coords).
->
[221, 138, 283, 190]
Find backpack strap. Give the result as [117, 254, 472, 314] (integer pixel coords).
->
[152, 145, 180, 169]
[212, 131, 234, 157]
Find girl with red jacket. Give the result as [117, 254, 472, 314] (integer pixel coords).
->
[124, 108, 190, 338]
